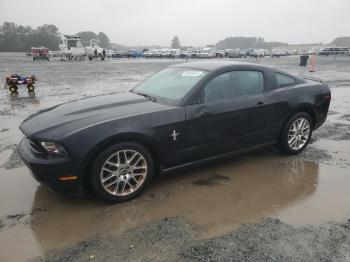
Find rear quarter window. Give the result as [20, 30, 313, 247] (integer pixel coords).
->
[275, 72, 296, 88]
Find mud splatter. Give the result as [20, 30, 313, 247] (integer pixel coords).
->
[340, 114, 350, 121]
[0, 109, 12, 116]
[327, 110, 338, 116]
[192, 174, 231, 187]
[313, 122, 350, 141]
[327, 79, 350, 87]
[1, 147, 23, 169]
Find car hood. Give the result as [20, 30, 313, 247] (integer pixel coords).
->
[20, 92, 173, 139]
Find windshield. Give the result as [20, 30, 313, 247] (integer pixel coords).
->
[133, 68, 208, 104]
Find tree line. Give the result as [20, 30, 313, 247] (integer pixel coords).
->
[1, 21, 347, 52]
[0, 22, 111, 52]
[331, 37, 350, 46]
[215, 36, 288, 50]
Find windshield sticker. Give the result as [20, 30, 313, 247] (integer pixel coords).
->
[182, 71, 203, 77]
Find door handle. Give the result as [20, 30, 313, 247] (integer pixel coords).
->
[257, 101, 265, 106]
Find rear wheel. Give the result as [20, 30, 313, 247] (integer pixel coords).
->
[279, 112, 313, 155]
[27, 84, 35, 92]
[9, 85, 18, 93]
[90, 142, 154, 202]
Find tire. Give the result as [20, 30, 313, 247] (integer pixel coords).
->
[9, 85, 18, 93]
[90, 142, 154, 203]
[27, 84, 35, 92]
[278, 112, 313, 155]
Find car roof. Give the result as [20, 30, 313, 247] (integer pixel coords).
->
[170, 60, 268, 72]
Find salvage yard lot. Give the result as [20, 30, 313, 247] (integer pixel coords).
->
[0, 53, 350, 261]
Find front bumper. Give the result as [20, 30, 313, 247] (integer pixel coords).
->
[17, 137, 84, 193]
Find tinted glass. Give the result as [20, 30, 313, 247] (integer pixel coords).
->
[68, 40, 77, 47]
[275, 73, 296, 87]
[134, 68, 207, 103]
[204, 70, 264, 102]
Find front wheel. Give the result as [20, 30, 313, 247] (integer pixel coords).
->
[90, 142, 154, 202]
[278, 112, 313, 155]
[9, 85, 18, 93]
[27, 84, 35, 92]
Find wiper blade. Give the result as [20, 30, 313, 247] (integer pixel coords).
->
[131, 90, 157, 102]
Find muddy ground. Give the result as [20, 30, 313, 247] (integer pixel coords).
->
[0, 53, 350, 261]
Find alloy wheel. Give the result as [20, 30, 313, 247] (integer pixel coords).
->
[287, 117, 311, 150]
[100, 150, 148, 196]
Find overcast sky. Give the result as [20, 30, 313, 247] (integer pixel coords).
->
[0, 0, 349, 46]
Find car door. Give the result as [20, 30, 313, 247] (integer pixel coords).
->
[185, 70, 271, 161]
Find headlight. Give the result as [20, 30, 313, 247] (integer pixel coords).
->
[40, 141, 67, 156]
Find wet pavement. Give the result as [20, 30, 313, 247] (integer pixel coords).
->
[0, 53, 350, 261]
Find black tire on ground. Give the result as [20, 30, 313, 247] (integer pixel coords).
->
[278, 112, 313, 155]
[90, 142, 154, 203]
[9, 85, 18, 93]
[27, 84, 35, 92]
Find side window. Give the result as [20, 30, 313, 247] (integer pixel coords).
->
[204, 70, 264, 103]
[275, 73, 296, 88]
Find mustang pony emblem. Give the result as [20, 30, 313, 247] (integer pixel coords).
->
[171, 130, 180, 141]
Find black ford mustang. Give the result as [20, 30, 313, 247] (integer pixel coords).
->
[18, 61, 331, 202]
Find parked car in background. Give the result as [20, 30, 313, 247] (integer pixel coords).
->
[264, 49, 272, 56]
[215, 50, 225, 58]
[240, 49, 249, 58]
[18, 61, 331, 202]
[143, 50, 153, 58]
[318, 47, 350, 56]
[271, 49, 285, 57]
[112, 50, 128, 58]
[59, 35, 87, 60]
[180, 50, 192, 59]
[166, 49, 181, 58]
[251, 48, 266, 57]
[31, 47, 50, 61]
[225, 48, 241, 58]
[152, 49, 163, 58]
[191, 49, 201, 58]
[127, 50, 143, 58]
[198, 47, 216, 58]
[242, 48, 266, 58]
[49, 50, 61, 58]
[105, 49, 116, 58]
[243, 48, 255, 58]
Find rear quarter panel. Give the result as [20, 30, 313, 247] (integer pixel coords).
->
[264, 81, 330, 139]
